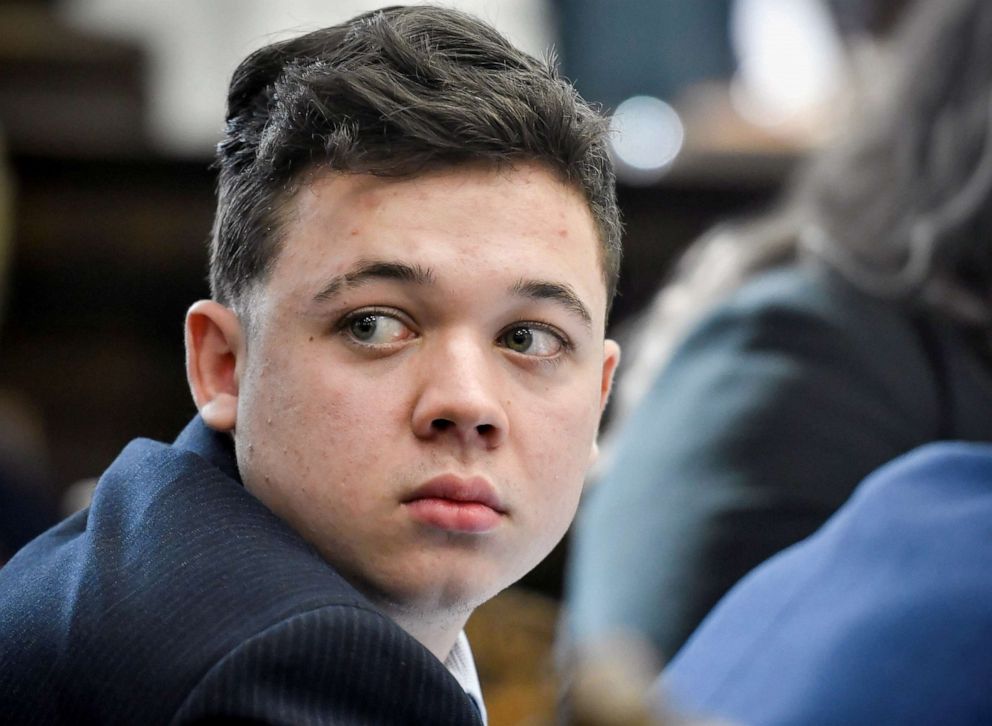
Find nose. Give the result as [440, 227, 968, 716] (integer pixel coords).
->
[411, 334, 509, 449]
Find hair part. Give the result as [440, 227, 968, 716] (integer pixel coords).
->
[210, 5, 620, 319]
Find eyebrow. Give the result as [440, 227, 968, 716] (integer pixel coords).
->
[511, 279, 592, 329]
[313, 260, 435, 302]
[311, 260, 593, 328]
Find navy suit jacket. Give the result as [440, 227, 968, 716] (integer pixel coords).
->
[0, 417, 483, 725]
[661, 442, 992, 725]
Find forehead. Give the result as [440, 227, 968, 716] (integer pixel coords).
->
[269, 163, 608, 322]
[291, 162, 594, 237]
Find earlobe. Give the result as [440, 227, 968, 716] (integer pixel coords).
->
[185, 300, 244, 432]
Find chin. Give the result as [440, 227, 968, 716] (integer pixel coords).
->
[374, 561, 520, 617]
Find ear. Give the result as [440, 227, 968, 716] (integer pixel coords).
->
[590, 338, 621, 466]
[185, 300, 244, 432]
[599, 339, 621, 412]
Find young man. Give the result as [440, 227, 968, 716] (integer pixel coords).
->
[0, 6, 620, 724]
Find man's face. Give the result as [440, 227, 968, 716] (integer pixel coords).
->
[226, 163, 617, 615]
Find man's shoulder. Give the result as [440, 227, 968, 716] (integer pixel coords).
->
[0, 417, 360, 616]
[0, 419, 472, 724]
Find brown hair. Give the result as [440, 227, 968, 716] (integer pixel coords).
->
[210, 5, 620, 317]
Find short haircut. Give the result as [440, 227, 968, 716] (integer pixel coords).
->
[210, 5, 621, 318]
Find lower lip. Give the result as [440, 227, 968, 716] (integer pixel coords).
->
[405, 498, 503, 533]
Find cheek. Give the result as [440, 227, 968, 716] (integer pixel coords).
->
[269, 356, 410, 480]
[247, 346, 396, 426]
[236, 350, 337, 470]
[310, 360, 411, 435]
[519, 385, 602, 507]
[236, 355, 406, 524]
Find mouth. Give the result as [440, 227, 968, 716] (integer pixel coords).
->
[402, 475, 506, 533]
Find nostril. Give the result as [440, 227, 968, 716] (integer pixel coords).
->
[476, 423, 494, 436]
[431, 418, 455, 432]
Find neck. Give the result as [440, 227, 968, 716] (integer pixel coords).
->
[381, 604, 472, 662]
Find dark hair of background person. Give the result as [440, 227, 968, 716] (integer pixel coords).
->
[799, 0, 992, 321]
[617, 0, 992, 413]
[824, 0, 910, 37]
[210, 4, 621, 322]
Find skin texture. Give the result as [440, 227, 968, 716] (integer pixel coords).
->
[186, 163, 619, 659]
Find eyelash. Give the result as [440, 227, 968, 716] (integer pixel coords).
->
[335, 307, 415, 347]
[334, 308, 573, 362]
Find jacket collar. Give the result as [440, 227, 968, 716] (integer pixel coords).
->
[173, 416, 242, 484]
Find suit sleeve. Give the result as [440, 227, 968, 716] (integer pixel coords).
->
[565, 269, 940, 659]
[172, 605, 483, 726]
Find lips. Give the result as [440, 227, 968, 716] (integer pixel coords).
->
[403, 475, 506, 533]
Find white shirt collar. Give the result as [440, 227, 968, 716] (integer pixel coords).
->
[444, 630, 488, 724]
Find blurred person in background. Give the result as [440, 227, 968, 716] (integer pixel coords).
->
[660, 438, 992, 725]
[565, 0, 992, 662]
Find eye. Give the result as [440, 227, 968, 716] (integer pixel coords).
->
[498, 325, 567, 357]
[340, 310, 415, 347]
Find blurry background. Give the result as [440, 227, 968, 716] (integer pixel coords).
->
[1, 0, 869, 504]
[0, 0, 886, 719]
